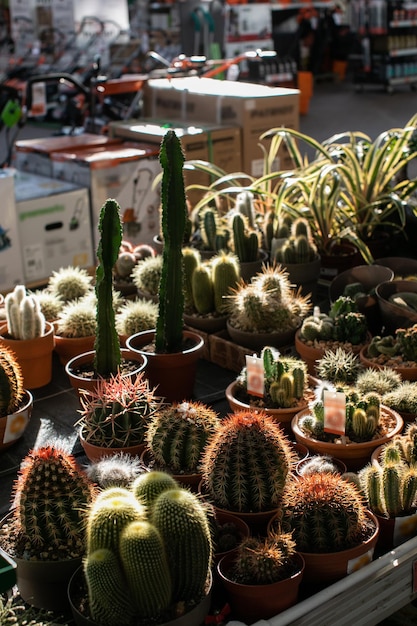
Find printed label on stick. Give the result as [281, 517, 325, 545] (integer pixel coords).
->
[323, 390, 346, 436]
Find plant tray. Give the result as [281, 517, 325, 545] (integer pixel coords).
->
[208, 330, 254, 372]
[0, 547, 16, 593]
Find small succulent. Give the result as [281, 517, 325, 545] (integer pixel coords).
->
[76, 373, 163, 449]
[32, 289, 64, 322]
[356, 367, 402, 396]
[300, 297, 368, 346]
[316, 347, 363, 385]
[47, 266, 93, 302]
[382, 382, 417, 415]
[131, 254, 163, 297]
[115, 299, 158, 337]
[55, 298, 97, 338]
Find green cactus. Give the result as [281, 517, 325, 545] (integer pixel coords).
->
[360, 457, 417, 518]
[191, 264, 215, 315]
[5, 285, 46, 340]
[12, 446, 94, 557]
[0, 346, 24, 417]
[131, 255, 163, 297]
[211, 252, 240, 314]
[183, 247, 201, 309]
[47, 265, 93, 302]
[236, 190, 256, 229]
[145, 401, 220, 474]
[231, 533, 297, 585]
[115, 299, 158, 337]
[395, 324, 417, 362]
[200, 411, 294, 513]
[231, 213, 259, 263]
[279, 472, 370, 553]
[356, 367, 402, 396]
[151, 488, 212, 603]
[55, 298, 97, 338]
[155, 130, 187, 353]
[316, 347, 362, 385]
[94, 198, 123, 377]
[132, 471, 179, 510]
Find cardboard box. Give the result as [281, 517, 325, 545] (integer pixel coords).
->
[13, 135, 122, 177]
[108, 119, 242, 207]
[14, 171, 94, 285]
[143, 77, 299, 175]
[0, 169, 25, 293]
[51, 142, 161, 251]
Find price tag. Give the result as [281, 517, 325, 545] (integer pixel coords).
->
[323, 390, 346, 436]
[245, 354, 264, 398]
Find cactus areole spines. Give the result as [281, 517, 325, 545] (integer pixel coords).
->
[94, 199, 123, 377]
[155, 130, 187, 354]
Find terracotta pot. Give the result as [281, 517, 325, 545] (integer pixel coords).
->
[140, 448, 202, 492]
[183, 312, 228, 333]
[68, 565, 212, 626]
[126, 329, 205, 402]
[0, 321, 55, 389]
[212, 510, 251, 565]
[374, 510, 417, 553]
[294, 329, 369, 377]
[0, 390, 33, 451]
[79, 427, 146, 463]
[65, 348, 147, 398]
[375, 279, 417, 333]
[359, 345, 417, 382]
[216, 551, 305, 624]
[54, 334, 96, 366]
[291, 407, 404, 472]
[226, 319, 300, 353]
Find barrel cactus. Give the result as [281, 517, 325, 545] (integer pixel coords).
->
[230, 532, 298, 585]
[0, 346, 25, 417]
[47, 265, 93, 302]
[200, 410, 294, 513]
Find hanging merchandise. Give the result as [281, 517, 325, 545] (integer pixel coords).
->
[178, 0, 226, 58]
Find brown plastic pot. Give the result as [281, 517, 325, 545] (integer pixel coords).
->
[375, 279, 417, 334]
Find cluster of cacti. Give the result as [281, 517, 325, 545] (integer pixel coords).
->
[382, 381, 417, 415]
[316, 347, 363, 385]
[299, 297, 368, 345]
[356, 367, 402, 396]
[395, 324, 417, 362]
[131, 255, 163, 297]
[77, 372, 162, 448]
[183, 248, 241, 316]
[274, 217, 318, 265]
[155, 130, 187, 353]
[0, 346, 24, 417]
[227, 265, 311, 333]
[83, 472, 213, 626]
[47, 265, 93, 302]
[4, 285, 46, 340]
[359, 446, 417, 518]
[237, 346, 308, 408]
[379, 423, 417, 468]
[278, 472, 370, 553]
[343, 281, 372, 302]
[94, 198, 123, 377]
[114, 242, 155, 280]
[230, 212, 260, 263]
[230, 532, 298, 585]
[299, 388, 381, 443]
[198, 207, 230, 252]
[366, 325, 417, 363]
[145, 400, 220, 474]
[12, 446, 94, 558]
[200, 410, 294, 513]
[55, 298, 97, 338]
[366, 334, 398, 358]
[115, 298, 158, 337]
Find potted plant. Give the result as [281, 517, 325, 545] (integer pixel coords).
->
[291, 384, 404, 471]
[126, 130, 204, 402]
[269, 471, 379, 585]
[225, 264, 312, 352]
[131, 254, 163, 302]
[225, 346, 315, 435]
[68, 473, 213, 626]
[315, 346, 364, 386]
[53, 297, 97, 365]
[113, 241, 155, 296]
[360, 324, 417, 381]
[115, 298, 159, 346]
[295, 296, 370, 376]
[75, 372, 164, 462]
[0, 346, 33, 452]
[216, 531, 305, 624]
[0, 285, 55, 389]
[381, 381, 417, 423]
[46, 265, 94, 302]
[0, 445, 95, 611]
[65, 198, 148, 397]
[142, 400, 220, 490]
[199, 410, 295, 533]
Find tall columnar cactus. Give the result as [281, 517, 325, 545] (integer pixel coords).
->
[155, 130, 187, 353]
[211, 252, 240, 314]
[145, 401, 220, 473]
[0, 346, 24, 417]
[5, 285, 46, 340]
[236, 190, 256, 229]
[12, 446, 94, 556]
[94, 198, 122, 377]
[279, 472, 369, 553]
[200, 410, 294, 512]
[231, 213, 259, 263]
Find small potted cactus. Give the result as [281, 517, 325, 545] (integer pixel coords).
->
[68, 473, 213, 626]
[269, 472, 379, 585]
[143, 400, 220, 489]
[113, 241, 155, 296]
[295, 296, 370, 376]
[46, 265, 94, 302]
[75, 371, 164, 462]
[0, 346, 33, 451]
[131, 254, 163, 302]
[360, 323, 417, 381]
[216, 531, 305, 623]
[0, 445, 95, 611]
[126, 130, 204, 402]
[225, 264, 312, 352]
[53, 297, 97, 365]
[225, 346, 314, 435]
[0, 284, 55, 389]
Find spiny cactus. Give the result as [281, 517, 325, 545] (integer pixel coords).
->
[359, 457, 417, 518]
[12, 446, 94, 558]
[297, 454, 343, 476]
[231, 212, 259, 263]
[199, 208, 229, 252]
[85, 452, 145, 489]
[55, 298, 97, 338]
[0, 346, 24, 417]
[5, 285, 46, 340]
[189, 252, 240, 316]
[356, 367, 402, 396]
[316, 347, 362, 385]
[200, 410, 294, 513]
[47, 265, 93, 302]
[115, 298, 158, 337]
[77, 372, 162, 448]
[145, 401, 220, 474]
[274, 217, 318, 265]
[279, 472, 369, 553]
[132, 470, 179, 510]
[382, 381, 417, 415]
[33, 288, 64, 322]
[131, 254, 163, 297]
[395, 324, 417, 362]
[230, 532, 298, 585]
[299, 298, 367, 345]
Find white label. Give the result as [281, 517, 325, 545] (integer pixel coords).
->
[246, 354, 264, 398]
[323, 390, 346, 436]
